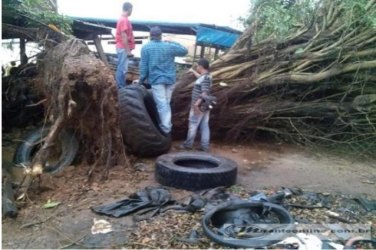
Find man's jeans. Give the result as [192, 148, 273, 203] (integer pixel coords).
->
[183, 108, 210, 150]
[151, 84, 175, 134]
[116, 48, 129, 89]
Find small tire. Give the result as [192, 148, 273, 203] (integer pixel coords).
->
[118, 85, 171, 157]
[155, 152, 237, 191]
[13, 126, 79, 174]
[202, 200, 294, 248]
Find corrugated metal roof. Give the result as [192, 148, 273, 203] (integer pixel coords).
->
[72, 17, 242, 48]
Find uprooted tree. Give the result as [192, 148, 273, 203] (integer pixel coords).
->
[33, 38, 129, 177]
[173, 0, 376, 156]
[2, 0, 129, 185]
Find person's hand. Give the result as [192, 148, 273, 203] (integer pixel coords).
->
[127, 51, 133, 57]
[163, 36, 172, 42]
[188, 68, 195, 74]
[193, 105, 202, 115]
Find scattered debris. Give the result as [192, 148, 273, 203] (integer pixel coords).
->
[91, 218, 113, 235]
[2, 175, 18, 218]
[353, 197, 376, 212]
[42, 199, 61, 209]
[91, 187, 174, 220]
[175, 230, 201, 244]
[134, 162, 151, 172]
[202, 200, 294, 248]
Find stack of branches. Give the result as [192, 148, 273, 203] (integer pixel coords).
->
[173, 0, 376, 156]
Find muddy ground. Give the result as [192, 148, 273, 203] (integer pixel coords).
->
[2, 130, 376, 249]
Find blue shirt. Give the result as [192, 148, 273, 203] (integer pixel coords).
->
[139, 40, 188, 85]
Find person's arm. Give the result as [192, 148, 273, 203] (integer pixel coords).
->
[188, 68, 201, 78]
[121, 32, 131, 54]
[121, 31, 133, 56]
[139, 48, 148, 84]
[200, 75, 211, 98]
[166, 41, 188, 56]
[193, 75, 211, 113]
[120, 19, 132, 56]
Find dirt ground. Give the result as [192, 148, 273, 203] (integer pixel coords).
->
[2, 138, 375, 249]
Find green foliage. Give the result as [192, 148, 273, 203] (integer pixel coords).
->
[242, 0, 315, 42]
[242, 0, 375, 42]
[340, 0, 376, 28]
[2, 0, 73, 34]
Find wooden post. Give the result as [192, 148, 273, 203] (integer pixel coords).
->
[20, 38, 28, 65]
[214, 47, 219, 59]
[200, 45, 205, 58]
[94, 35, 109, 66]
[193, 42, 197, 63]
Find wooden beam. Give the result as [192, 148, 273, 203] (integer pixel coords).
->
[20, 38, 28, 65]
[193, 43, 197, 62]
[200, 45, 205, 58]
[93, 36, 109, 66]
[2, 24, 38, 40]
[214, 47, 219, 59]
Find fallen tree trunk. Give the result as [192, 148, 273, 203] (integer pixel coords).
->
[173, 0, 376, 156]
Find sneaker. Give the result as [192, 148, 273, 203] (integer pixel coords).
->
[178, 144, 192, 150]
[198, 147, 209, 152]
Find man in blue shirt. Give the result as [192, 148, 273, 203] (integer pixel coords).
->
[139, 26, 188, 134]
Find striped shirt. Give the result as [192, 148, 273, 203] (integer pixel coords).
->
[191, 73, 212, 106]
[140, 40, 188, 85]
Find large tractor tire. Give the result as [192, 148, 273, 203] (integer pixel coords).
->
[118, 85, 171, 157]
[155, 152, 238, 191]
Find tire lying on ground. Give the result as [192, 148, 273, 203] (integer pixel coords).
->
[155, 152, 237, 191]
[118, 84, 171, 157]
[202, 200, 294, 248]
[13, 126, 79, 174]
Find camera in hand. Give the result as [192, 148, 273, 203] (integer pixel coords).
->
[199, 95, 217, 112]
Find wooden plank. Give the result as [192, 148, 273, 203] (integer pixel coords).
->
[93, 36, 109, 66]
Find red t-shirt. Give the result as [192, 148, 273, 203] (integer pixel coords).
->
[115, 16, 135, 50]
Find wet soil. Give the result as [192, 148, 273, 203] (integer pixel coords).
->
[2, 137, 375, 249]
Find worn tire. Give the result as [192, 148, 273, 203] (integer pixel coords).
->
[118, 85, 171, 157]
[202, 200, 294, 248]
[2, 177, 18, 218]
[13, 126, 79, 174]
[155, 152, 237, 191]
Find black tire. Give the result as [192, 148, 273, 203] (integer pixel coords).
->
[13, 126, 79, 174]
[202, 200, 294, 248]
[155, 152, 237, 191]
[118, 84, 171, 157]
[2, 176, 18, 218]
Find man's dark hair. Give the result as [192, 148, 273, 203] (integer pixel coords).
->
[123, 2, 133, 12]
[198, 58, 210, 70]
[150, 26, 162, 40]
